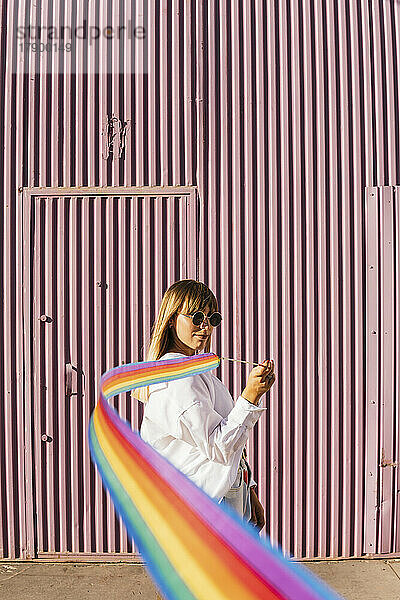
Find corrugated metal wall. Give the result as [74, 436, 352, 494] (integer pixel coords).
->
[1, 0, 400, 559]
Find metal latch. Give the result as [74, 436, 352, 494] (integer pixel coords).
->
[65, 363, 86, 397]
[102, 114, 130, 160]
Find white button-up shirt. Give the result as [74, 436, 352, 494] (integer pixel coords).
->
[139, 351, 267, 501]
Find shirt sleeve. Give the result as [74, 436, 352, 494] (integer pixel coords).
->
[171, 374, 267, 465]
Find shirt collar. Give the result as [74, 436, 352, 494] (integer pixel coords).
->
[160, 351, 203, 359]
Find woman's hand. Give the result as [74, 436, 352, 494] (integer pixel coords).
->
[249, 487, 265, 532]
[241, 359, 276, 405]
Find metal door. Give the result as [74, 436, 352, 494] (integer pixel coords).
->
[365, 186, 400, 555]
[22, 187, 199, 558]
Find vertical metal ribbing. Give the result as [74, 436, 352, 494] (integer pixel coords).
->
[62, 0, 71, 185]
[218, 0, 229, 388]
[0, 0, 7, 534]
[130, 197, 140, 554]
[314, 0, 328, 559]
[93, 197, 104, 552]
[242, 0, 255, 492]
[254, 0, 268, 547]
[266, 0, 280, 550]
[395, 187, 400, 552]
[183, 0, 193, 185]
[0, 0, 7, 559]
[51, 0, 61, 187]
[124, 0, 133, 187]
[14, 7, 28, 553]
[75, 0, 84, 185]
[147, 0, 156, 186]
[44, 198, 55, 551]
[230, 0, 243, 408]
[153, 198, 164, 330]
[371, 1, 385, 185]
[382, 2, 396, 184]
[160, 0, 169, 186]
[69, 197, 79, 553]
[348, 0, 365, 559]
[337, 0, 352, 558]
[360, 1, 374, 187]
[378, 186, 395, 553]
[291, 0, 304, 558]
[196, 0, 205, 282]
[114, 197, 121, 551]
[21, 192, 35, 559]
[179, 197, 187, 278]
[82, 198, 92, 552]
[68, 196, 75, 553]
[16, 104, 27, 557]
[105, 196, 115, 551]
[172, 0, 181, 184]
[49, 0, 59, 186]
[87, 0, 96, 186]
[56, 197, 67, 552]
[302, 0, 316, 560]
[207, 0, 224, 381]
[176, 197, 183, 280]
[187, 190, 198, 278]
[165, 198, 173, 286]
[395, 8, 400, 183]
[326, 0, 340, 558]
[3, 0, 19, 559]
[134, 0, 144, 187]
[206, 0, 217, 308]
[118, 198, 128, 552]
[33, 196, 45, 553]
[365, 187, 380, 554]
[38, 0, 47, 188]
[111, 0, 120, 187]
[99, 2, 107, 186]
[279, 0, 292, 555]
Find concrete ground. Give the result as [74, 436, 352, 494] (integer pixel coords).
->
[0, 559, 399, 599]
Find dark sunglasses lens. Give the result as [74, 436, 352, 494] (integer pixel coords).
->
[209, 313, 222, 327]
[191, 311, 222, 327]
[192, 312, 205, 326]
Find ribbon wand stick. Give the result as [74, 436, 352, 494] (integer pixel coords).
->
[220, 356, 268, 368]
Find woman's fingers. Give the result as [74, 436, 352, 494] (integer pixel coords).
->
[261, 372, 276, 388]
[250, 490, 266, 532]
[257, 360, 273, 378]
[245, 360, 275, 400]
[260, 361, 275, 384]
[256, 512, 266, 531]
[256, 361, 269, 375]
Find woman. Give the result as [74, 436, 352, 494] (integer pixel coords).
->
[137, 279, 275, 530]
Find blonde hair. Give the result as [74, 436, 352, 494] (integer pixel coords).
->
[133, 279, 218, 403]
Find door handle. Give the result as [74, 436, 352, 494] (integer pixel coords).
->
[65, 363, 86, 397]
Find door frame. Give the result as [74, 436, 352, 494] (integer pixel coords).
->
[364, 185, 399, 555]
[21, 186, 200, 558]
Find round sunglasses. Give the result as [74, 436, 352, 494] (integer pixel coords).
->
[180, 311, 223, 328]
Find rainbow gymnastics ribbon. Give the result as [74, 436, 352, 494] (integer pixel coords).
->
[89, 352, 342, 600]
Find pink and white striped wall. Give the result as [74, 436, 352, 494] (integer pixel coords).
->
[1, 0, 400, 560]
